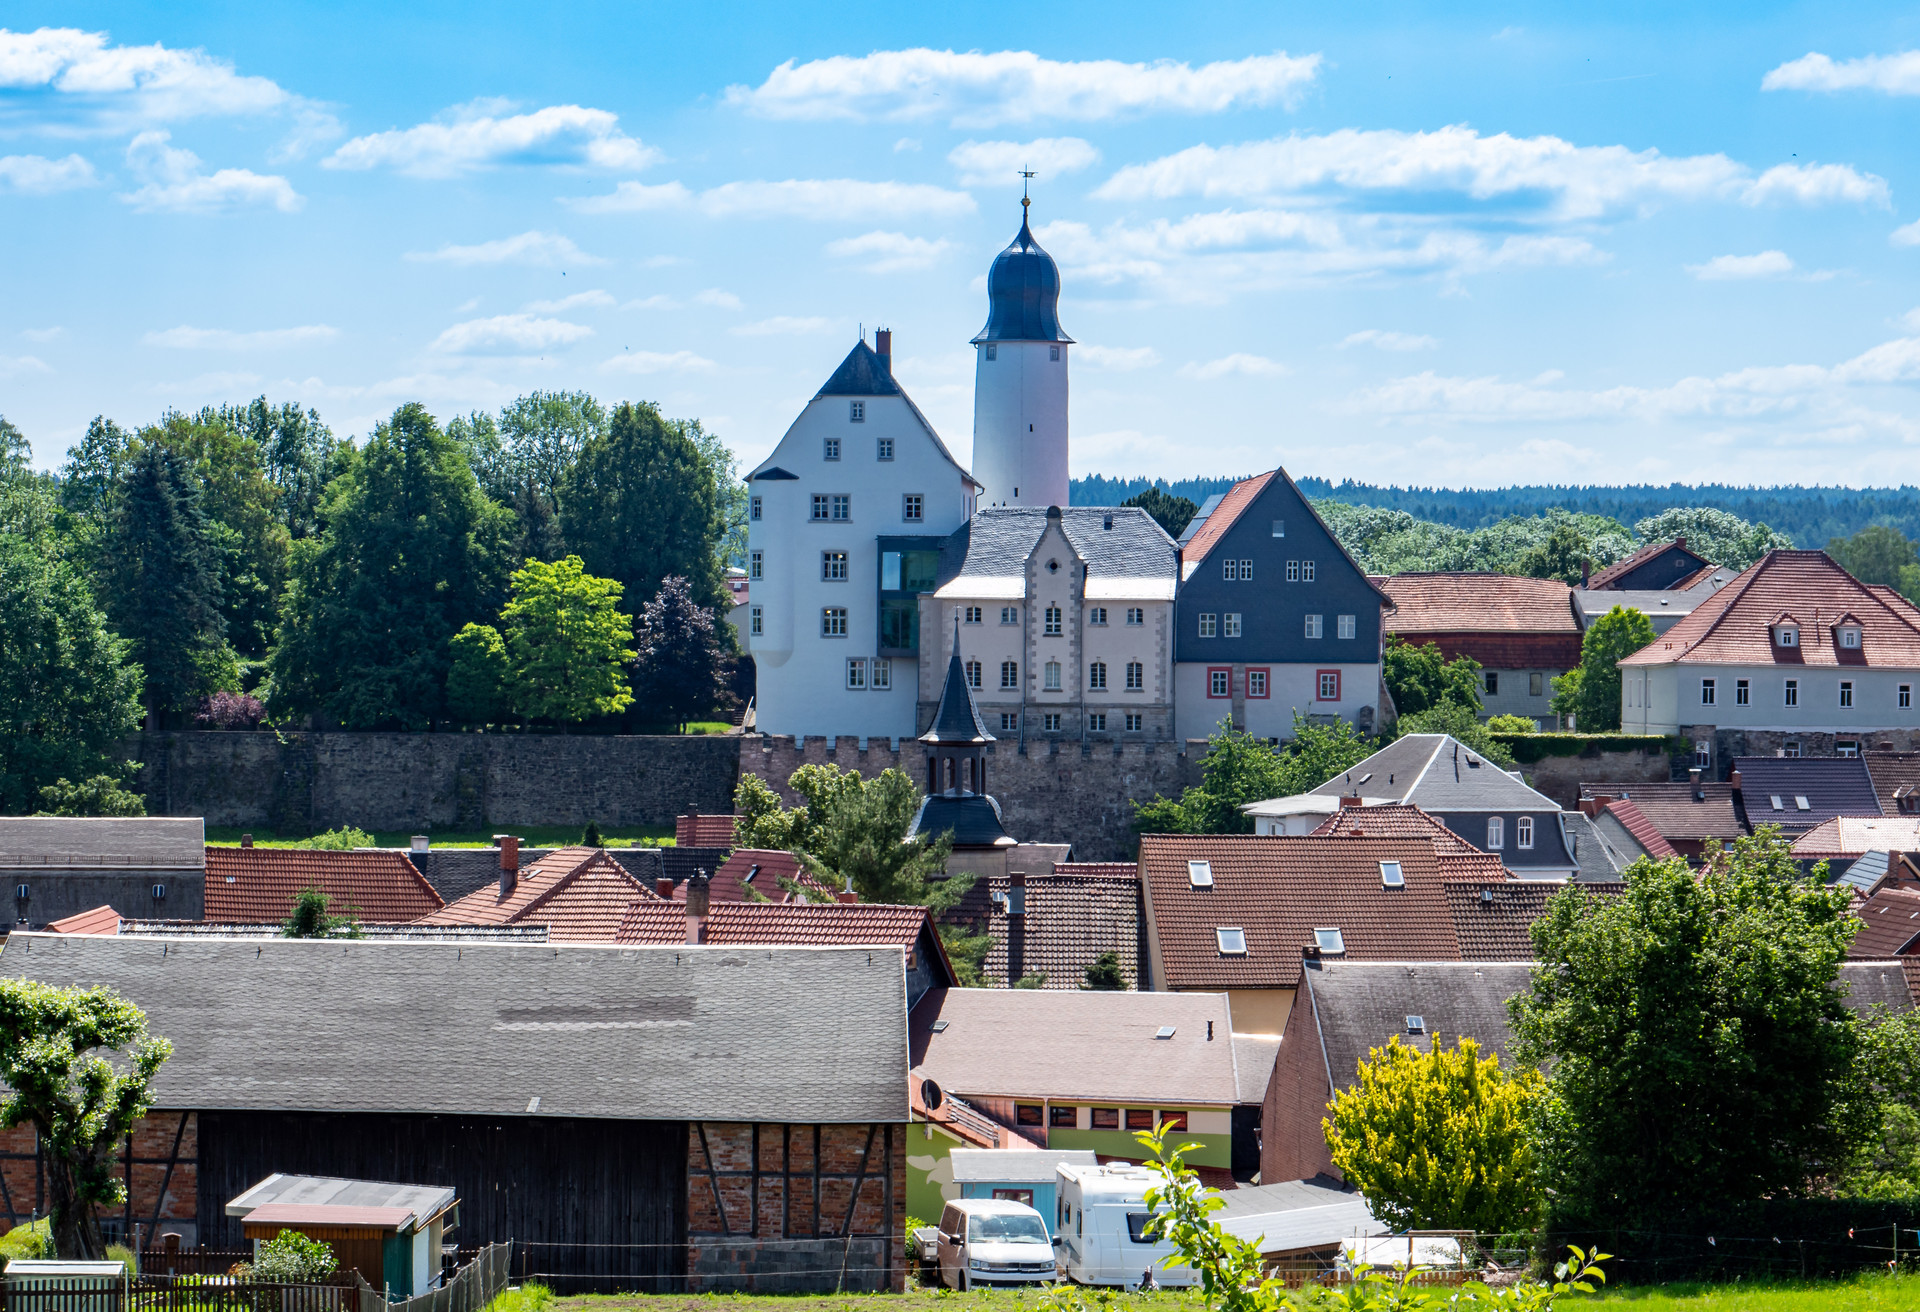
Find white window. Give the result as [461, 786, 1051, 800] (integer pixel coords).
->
[1126, 607, 1144, 625]
[1188, 859, 1213, 887]
[1837, 740, 1859, 757]
[1303, 560, 1316, 582]
[749, 550, 763, 581]
[821, 608, 847, 637]
[1777, 625, 1798, 647]
[1338, 614, 1356, 640]
[1271, 520, 1285, 537]
[1044, 660, 1062, 691]
[830, 494, 850, 521]
[902, 494, 923, 522]
[877, 437, 894, 461]
[1380, 861, 1405, 888]
[1045, 605, 1062, 636]
[1248, 668, 1269, 698]
[846, 658, 866, 689]
[1784, 740, 1802, 758]
[1840, 680, 1854, 708]
[1043, 712, 1061, 732]
[1001, 660, 1019, 689]
[1486, 817, 1505, 850]
[1286, 560, 1300, 583]
[1840, 625, 1861, 649]
[1088, 712, 1106, 731]
[1222, 558, 1237, 581]
[1216, 927, 1247, 955]
[750, 495, 762, 521]
[1737, 679, 1750, 706]
[1050, 344, 1060, 361]
[964, 605, 982, 624]
[965, 659, 982, 690]
[984, 343, 997, 360]
[1517, 817, 1534, 850]
[1199, 613, 1218, 638]
[749, 605, 763, 637]
[824, 437, 842, 460]
[872, 659, 890, 690]
[1784, 679, 1799, 707]
[1001, 606, 1019, 625]
[810, 494, 830, 521]
[1904, 684, 1913, 709]
[821, 551, 847, 581]
[1089, 607, 1108, 625]
[1126, 661, 1144, 691]
[1210, 669, 1230, 697]
[1089, 661, 1108, 691]
[1125, 712, 1143, 731]
[1239, 560, 1253, 580]
[1318, 670, 1340, 700]
[1314, 927, 1346, 955]
[848, 401, 864, 423]
[1304, 614, 1323, 639]
[1224, 613, 1242, 638]
[1693, 739, 1711, 767]
[1701, 678, 1715, 706]
[1000, 712, 1018, 731]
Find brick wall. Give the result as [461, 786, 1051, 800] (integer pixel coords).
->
[0, 1112, 199, 1247]
[1260, 989, 1336, 1184]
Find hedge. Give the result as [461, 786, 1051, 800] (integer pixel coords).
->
[1547, 1197, 1920, 1283]
[1487, 732, 1688, 764]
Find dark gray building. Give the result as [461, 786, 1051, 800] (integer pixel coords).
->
[0, 818, 204, 927]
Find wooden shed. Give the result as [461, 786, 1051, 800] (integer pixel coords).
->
[229, 1173, 457, 1298]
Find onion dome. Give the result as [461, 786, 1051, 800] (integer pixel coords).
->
[971, 201, 1073, 344]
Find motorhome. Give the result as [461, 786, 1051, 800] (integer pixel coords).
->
[1055, 1163, 1196, 1288]
[934, 1197, 1059, 1290]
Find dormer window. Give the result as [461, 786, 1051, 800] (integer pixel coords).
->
[1838, 624, 1862, 650]
[1775, 624, 1799, 648]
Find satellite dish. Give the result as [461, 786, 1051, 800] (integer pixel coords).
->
[921, 1077, 943, 1111]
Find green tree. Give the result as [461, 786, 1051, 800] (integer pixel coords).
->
[561, 401, 726, 609]
[500, 555, 634, 724]
[1120, 488, 1199, 541]
[57, 417, 132, 522]
[733, 773, 811, 850]
[270, 403, 514, 728]
[0, 540, 144, 813]
[218, 397, 336, 540]
[0, 980, 172, 1258]
[37, 773, 145, 818]
[680, 418, 749, 575]
[1383, 637, 1483, 718]
[1515, 519, 1592, 584]
[1633, 507, 1793, 571]
[99, 442, 225, 720]
[1511, 832, 1872, 1228]
[446, 623, 511, 727]
[631, 575, 727, 732]
[1134, 717, 1375, 834]
[1486, 714, 1535, 733]
[500, 390, 607, 520]
[247, 1229, 338, 1281]
[1551, 604, 1656, 732]
[280, 886, 358, 938]
[1081, 951, 1127, 991]
[1394, 701, 1517, 768]
[1827, 524, 1917, 587]
[1324, 1036, 1543, 1234]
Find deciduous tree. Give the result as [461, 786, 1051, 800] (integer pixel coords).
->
[1551, 604, 1655, 732]
[630, 576, 726, 732]
[500, 555, 635, 724]
[446, 623, 510, 727]
[1134, 717, 1375, 834]
[1383, 637, 1482, 718]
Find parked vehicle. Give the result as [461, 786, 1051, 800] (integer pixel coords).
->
[1055, 1163, 1197, 1288]
[935, 1198, 1060, 1290]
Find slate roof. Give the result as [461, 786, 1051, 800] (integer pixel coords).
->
[205, 848, 445, 924]
[1308, 735, 1560, 813]
[1378, 574, 1579, 634]
[1597, 799, 1680, 860]
[0, 933, 908, 1123]
[1619, 550, 1920, 668]
[815, 339, 902, 396]
[1863, 753, 1920, 816]
[942, 865, 1143, 989]
[675, 813, 738, 848]
[908, 793, 1014, 848]
[922, 630, 996, 744]
[662, 847, 731, 889]
[1138, 834, 1481, 990]
[1585, 782, 1744, 843]
[1734, 756, 1883, 834]
[1443, 880, 1622, 959]
[0, 818, 204, 870]
[1793, 817, 1920, 859]
[1586, 539, 1710, 591]
[1850, 886, 1920, 957]
[1233, 1033, 1282, 1104]
[1558, 810, 1648, 880]
[45, 905, 121, 936]
[972, 211, 1072, 344]
[908, 987, 1241, 1105]
[930, 507, 1178, 601]
[418, 847, 659, 941]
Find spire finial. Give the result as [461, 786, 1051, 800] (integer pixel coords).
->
[1021, 169, 1035, 210]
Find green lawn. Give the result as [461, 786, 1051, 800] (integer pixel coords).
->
[204, 825, 676, 849]
[1590, 1274, 1920, 1309]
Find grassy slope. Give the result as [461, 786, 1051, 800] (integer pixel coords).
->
[204, 826, 676, 849]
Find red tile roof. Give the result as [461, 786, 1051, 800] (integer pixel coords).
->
[1179, 472, 1275, 565]
[1139, 834, 1475, 990]
[45, 904, 122, 936]
[1586, 539, 1706, 591]
[205, 848, 445, 924]
[1850, 886, 1920, 957]
[1444, 880, 1623, 959]
[1309, 804, 1513, 881]
[691, 849, 837, 903]
[675, 812, 739, 848]
[1621, 550, 1920, 669]
[616, 900, 950, 972]
[1793, 816, 1920, 859]
[1602, 799, 1680, 860]
[1378, 573, 1580, 635]
[1905, 957, 1920, 1006]
[942, 864, 1142, 988]
[1586, 782, 1744, 842]
[418, 847, 658, 941]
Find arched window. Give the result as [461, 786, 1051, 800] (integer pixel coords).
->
[1044, 661, 1062, 691]
[1089, 661, 1108, 691]
[1516, 816, 1534, 850]
[1486, 817, 1505, 850]
[1127, 661, 1144, 691]
[1045, 605, 1063, 636]
[1000, 661, 1019, 689]
[965, 659, 982, 690]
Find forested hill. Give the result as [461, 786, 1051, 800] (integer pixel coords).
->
[1068, 476, 1920, 547]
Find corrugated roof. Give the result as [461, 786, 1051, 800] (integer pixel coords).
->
[908, 987, 1240, 1105]
[206, 848, 445, 924]
[1587, 782, 1744, 842]
[0, 933, 910, 1123]
[0, 818, 204, 871]
[227, 1173, 457, 1225]
[243, 1204, 414, 1230]
[1621, 550, 1920, 668]
[1794, 816, 1920, 859]
[418, 847, 659, 941]
[1378, 574, 1579, 635]
[1850, 887, 1920, 957]
[1602, 799, 1680, 860]
[1138, 834, 1473, 990]
[44, 905, 121, 936]
[675, 814, 738, 848]
[1734, 756, 1883, 834]
[1308, 735, 1560, 813]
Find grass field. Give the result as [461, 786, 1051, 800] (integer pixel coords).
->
[204, 825, 677, 849]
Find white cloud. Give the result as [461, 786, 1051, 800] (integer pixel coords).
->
[0, 355, 50, 378]
[1763, 50, 1920, 95]
[20, 326, 63, 342]
[0, 153, 96, 193]
[947, 137, 1099, 186]
[565, 181, 692, 213]
[522, 289, 616, 313]
[566, 177, 974, 221]
[825, 230, 953, 272]
[600, 349, 717, 374]
[894, 137, 921, 152]
[1688, 250, 1794, 281]
[1096, 125, 1887, 220]
[693, 288, 742, 309]
[143, 324, 338, 350]
[152, 369, 263, 395]
[732, 316, 833, 336]
[1894, 220, 1920, 247]
[1075, 345, 1161, 370]
[406, 231, 604, 267]
[325, 101, 659, 177]
[725, 48, 1321, 126]
[431, 314, 593, 355]
[1340, 329, 1439, 351]
[1180, 353, 1288, 379]
[117, 130, 301, 213]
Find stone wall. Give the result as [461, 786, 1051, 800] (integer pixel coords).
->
[1521, 744, 1677, 808]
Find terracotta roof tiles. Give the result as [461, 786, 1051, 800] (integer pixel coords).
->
[1850, 886, 1920, 957]
[942, 865, 1142, 988]
[418, 847, 658, 941]
[1377, 573, 1579, 635]
[1602, 799, 1680, 860]
[205, 848, 445, 924]
[1585, 782, 1744, 842]
[1179, 472, 1275, 566]
[616, 899, 938, 955]
[1792, 816, 1920, 859]
[1443, 880, 1622, 960]
[44, 904, 122, 936]
[675, 813, 739, 848]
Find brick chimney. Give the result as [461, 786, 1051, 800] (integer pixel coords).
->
[1339, 795, 1363, 809]
[875, 328, 892, 374]
[685, 869, 711, 944]
[837, 877, 859, 905]
[1579, 795, 1612, 819]
[495, 834, 519, 896]
[240, 833, 253, 848]
[657, 877, 675, 899]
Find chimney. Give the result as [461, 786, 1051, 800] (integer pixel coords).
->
[685, 869, 711, 944]
[1676, 535, 1687, 551]
[1579, 796, 1601, 819]
[1580, 558, 1591, 586]
[495, 834, 519, 896]
[875, 329, 892, 372]
[837, 878, 859, 905]
[1729, 768, 1743, 793]
[657, 877, 675, 899]
[410, 835, 429, 853]
[1339, 794, 1363, 809]
[240, 833, 254, 849]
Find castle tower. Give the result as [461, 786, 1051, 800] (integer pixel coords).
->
[970, 197, 1071, 509]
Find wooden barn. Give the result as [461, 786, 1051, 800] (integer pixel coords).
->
[0, 934, 910, 1293]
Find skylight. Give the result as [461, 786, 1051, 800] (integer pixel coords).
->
[1380, 860, 1405, 888]
[1795, 796, 1811, 811]
[1405, 1015, 1425, 1033]
[1314, 927, 1346, 955]
[1188, 860, 1214, 888]
[1770, 795, 1784, 811]
[930, 1020, 949, 1033]
[1155, 1025, 1178, 1039]
[1216, 927, 1247, 955]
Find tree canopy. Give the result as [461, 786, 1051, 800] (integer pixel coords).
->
[1383, 637, 1482, 719]
[499, 555, 635, 724]
[1120, 487, 1199, 540]
[1552, 604, 1656, 732]
[1134, 717, 1376, 834]
[631, 575, 728, 731]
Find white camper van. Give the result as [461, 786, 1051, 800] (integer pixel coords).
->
[1055, 1163, 1196, 1288]
[934, 1198, 1060, 1290]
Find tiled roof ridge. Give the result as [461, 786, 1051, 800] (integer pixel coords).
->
[1603, 798, 1680, 860]
[1638, 550, 1920, 665]
[517, 850, 654, 921]
[1178, 471, 1274, 564]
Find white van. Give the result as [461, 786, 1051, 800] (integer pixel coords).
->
[1055, 1163, 1196, 1289]
[935, 1197, 1060, 1290]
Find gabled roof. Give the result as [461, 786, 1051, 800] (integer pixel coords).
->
[908, 987, 1240, 1105]
[205, 848, 445, 924]
[1443, 880, 1622, 959]
[930, 506, 1178, 601]
[0, 818, 204, 871]
[1734, 756, 1883, 833]
[694, 848, 836, 904]
[1600, 799, 1680, 860]
[418, 847, 659, 941]
[1586, 538, 1709, 591]
[1863, 752, 1920, 816]
[1177, 469, 1389, 604]
[1852, 889, 1920, 956]
[0, 933, 910, 1123]
[1307, 735, 1560, 813]
[1377, 574, 1579, 635]
[1792, 816, 1920, 859]
[45, 905, 121, 936]
[617, 901, 954, 981]
[1138, 833, 1474, 990]
[1620, 550, 1920, 668]
[1308, 803, 1488, 857]
[1583, 782, 1744, 843]
[941, 864, 1142, 989]
[675, 813, 738, 848]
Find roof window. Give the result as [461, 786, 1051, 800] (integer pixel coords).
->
[1775, 624, 1799, 648]
[1380, 860, 1405, 888]
[930, 1019, 949, 1033]
[1155, 1025, 1178, 1039]
[1314, 927, 1346, 956]
[1838, 623, 1862, 649]
[1770, 795, 1784, 811]
[1795, 795, 1811, 811]
[1216, 927, 1247, 955]
[1405, 1015, 1425, 1034]
[1188, 860, 1214, 888]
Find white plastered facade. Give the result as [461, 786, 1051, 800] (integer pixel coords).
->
[972, 340, 1069, 510]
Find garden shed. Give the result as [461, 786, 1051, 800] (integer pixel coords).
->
[228, 1173, 457, 1298]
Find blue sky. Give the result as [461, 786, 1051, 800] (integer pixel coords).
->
[7, 2, 1920, 488]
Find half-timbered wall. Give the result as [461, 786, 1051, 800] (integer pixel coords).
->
[0, 1113, 199, 1247]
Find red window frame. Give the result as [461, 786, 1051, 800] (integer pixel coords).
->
[1246, 667, 1270, 699]
[1316, 669, 1341, 702]
[1207, 666, 1232, 698]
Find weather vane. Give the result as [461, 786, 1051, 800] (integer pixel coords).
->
[1021, 169, 1035, 209]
